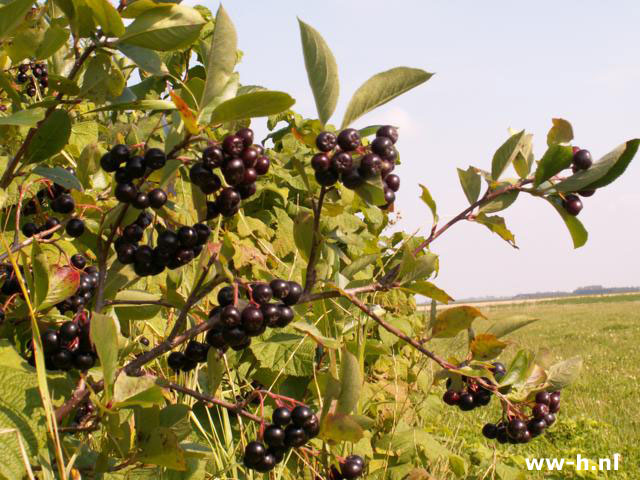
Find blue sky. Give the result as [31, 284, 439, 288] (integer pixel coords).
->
[187, 1, 640, 298]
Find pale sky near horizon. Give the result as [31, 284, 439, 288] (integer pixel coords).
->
[185, 1, 640, 299]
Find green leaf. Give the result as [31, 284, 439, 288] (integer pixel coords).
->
[25, 110, 71, 163]
[479, 182, 519, 214]
[553, 139, 640, 192]
[547, 118, 574, 146]
[401, 281, 453, 304]
[113, 290, 162, 320]
[470, 333, 508, 361]
[533, 145, 573, 187]
[113, 374, 164, 408]
[474, 212, 517, 247]
[90, 312, 120, 401]
[397, 248, 438, 285]
[0, 108, 46, 127]
[456, 167, 481, 204]
[0, 72, 21, 104]
[200, 5, 237, 113]
[291, 321, 340, 349]
[354, 175, 386, 206]
[205, 349, 224, 396]
[32, 166, 83, 191]
[485, 315, 539, 338]
[89, 99, 176, 113]
[431, 306, 486, 339]
[30, 242, 48, 309]
[499, 349, 534, 387]
[250, 332, 315, 377]
[545, 356, 582, 390]
[342, 67, 433, 128]
[0, 0, 35, 42]
[137, 427, 186, 470]
[491, 130, 525, 180]
[547, 197, 588, 248]
[321, 413, 363, 443]
[84, 0, 125, 37]
[35, 25, 70, 59]
[209, 91, 295, 123]
[419, 184, 438, 223]
[119, 5, 206, 51]
[38, 266, 80, 311]
[293, 210, 314, 261]
[118, 44, 169, 76]
[298, 18, 339, 125]
[341, 253, 378, 280]
[336, 347, 361, 415]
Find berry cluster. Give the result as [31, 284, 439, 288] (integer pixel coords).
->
[442, 362, 505, 411]
[243, 405, 320, 473]
[311, 125, 400, 209]
[100, 144, 168, 209]
[115, 214, 210, 276]
[21, 170, 85, 239]
[167, 279, 302, 372]
[482, 391, 561, 444]
[562, 148, 595, 216]
[71, 400, 96, 427]
[30, 318, 96, 371]
[55, 256, 99, 314]
[16, 62, 48, 98]
[329, 455, 366, 479]
[189, 128, 270, 219]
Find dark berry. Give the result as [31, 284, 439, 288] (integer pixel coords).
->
[189, 163, 211, 186]
[202, 146, 224, 169]
[549, 392, 561, 412]
[184, 340, 209, 363]
[144, 148, 166, 170]
[26, 86, 36, 97]
[135, 245, 153, 265]
[222, 158, 245, 186]
[519, 430, 532, 443]
[222, 327, 248, 347]
[177, 226, 198, 248]
[70, 254, 86, 270]
[254, 452, 276, 473]
[379, 146, 398, 162]
[254, 155, 270, 175]
[73, 352, 95, 370]
[303, 414, 320, 438]
[125, 156, 146, 178]
[291, 405, 313, 427]
[544, 413, 556, 426]
[148, 189, 167, 209]
[284, 425, 307, 448]
[217, 286, 235, 306]
[114, 167, 131, 184]
[222, 135, 244, 157]
[359, 153, 382, 178]
[242, 167, 257, 185]
[65, 218, 85, 237]
[181, 358, 198, 372]
[59, 321, 79, 342]
[443, 390, 460, 406]
[380, 159, 395, 178]
[535, 391, 551, 405]
[316, 131, 337, 152]
[17, 72, 28, 83]
[123, 224, 144, 243]
[563, 194, 583, 216]
[272, 407, 292, 427]
[528, 418, 547, 436]
[376, 125, 399, 144]
[140, 336, 150, 346]
[205, 323, 226, 349]
[43, 217, 60, 236]
[482, 423, 498, 439]
[52, 194, 75, 214]
[261, 303, 281, 327]
[39, 77, 48, 88]
[236, 127, 254, 147]
[132, 192, 150, 210]
[270, 279, 290, 299]
[18, 64, 29, 73]
[193, 223, 211, 245]
[242, 305, 265, 336]
[331, 152, 353, 175]
[491, 362, 506, 381]
[41, 330, 59, 353]
[371, 136, 392, 156]
[458, 393, 475, 411]
[100, 153, 119, 172]
[237, 182, 256, 199]
[474, 390, 491, 407]
[311, 153, 330, 172]
[200, 174, 222, 194]
[175, 247, 194, 265]
[508, 418, 527, 438]
[578, 189, 596, 197]
[157, 230, 179, 253]
[111, 144, 130, 164]
[206, 201, 220, 220]
[337, 129, 361, 151]
[282, 281, 302, 305]
[264, 425, 286, 447]
[572, 149, 592, 170]
[385, 174, 400, 192]
[241, 146, 259, 168]
[52, 349, 73, 370]
[115, 183, 137, 204]
[341, 459, 364, 479]
[136, 211, 153, 229]
[167, 351, 186, 371]
[341, 169, 365, 190]
[217, 187, 241, 211]
[22, 222, 38, 237]
[533, 403, 549, 419]
[221, 305, 242, 327]
[243, 441, 266, 468]
[252, 284, 272, 304]
[275, 304, 294, 327]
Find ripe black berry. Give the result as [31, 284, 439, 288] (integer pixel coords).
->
[223, 158, 245, 186]
[52, 194, 75, 214]
[544, 413, 556, 426]
[380, 159, 395, 178]
[315, 168, 338, 188]
[242, 168, 257, 185]
[205, 323, 226, 349]
[270, 279, 290, 299]
[222, 327, 248, 347]
[276, 304, 294, 327]
[201, 174, 222, 195]
[59, 321, 79, 342]
[26, 86, 36, 97]
[242, 305, 265, 336]
[132, 192, 150, 210]
[359, 153, 382, 178]
[177, 226, 198, 248]
[115, 167, 131, 184]
[41, 330, 59, 353]
[311, 153, 330, 172]
[528, 418, 546, 436]
[123, 224, 144, 243]
[167, 351, 186, 371]
[156, 230, 178, 253]
[206, 201, 220, 220]
[71, 254, 86, 270]
[217, 286, 235, 306]
[244, 441, 267, 467]
[263, 425, 286, 447]
[519, 430, 532, 444]
[371, 136, 393, 156]
[22, 222, 38, 237]
[52, 349, 73, 370]
[175, 248, 195, 265]
[261, 303, 281, 327]
[282, 281, 302, 305]
[185, 340, 209, 363]
[331, 152, 353, 175]
[562, 194, 583, 216]
[385, 174, 400, 192]
[148, 189, 167, 209]
[443, 390, 459, 406]
[252, 284, 272, 304]
[491, 362, 506, 381]
[341, 456, 364, 479]
[507, 418, 527, 438]
[316, 131, 337, 152]
[303, 414, 320, 437]
[135, 245, 153, 265]
[100, 153, 119, 172]
[237, 182, 256, 200]
[482, 423, 498, 439]
[291, 405, 313, 427]
[337, 129, 361, 151]
[73, 352, 95, 370]
[221, 305, 242, 327]
[241, 147, 259, 168]
[255, 452, 276, 473]
[125, 156, 146, 178]
[572, 149, 592, 170]
[549, 396, 560, 413]
[217, 187, 241, 210]
[115, 183, 137, 203]
[272, 407, 292, 427]
[202, 146, 224, 169]
[236, 127, 254, 147]
[222, 135, 244, 156]
[376, 125, 399, 144]
[383, 188, 396, 206]
[284, 425, 307, 448]
[66, 218, 85, 237]
[144, 148, 166, 170]
[578, 189, 596, 197]
[474, 390, 491, 407]
[535, 391, 551, 405]
[254, 156, 270, 175]
[193, 223, 211, 245]
[111, 144, 130, 164]
[458, 393, 475, 411]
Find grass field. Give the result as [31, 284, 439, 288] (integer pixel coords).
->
[426, 294, 640, 478]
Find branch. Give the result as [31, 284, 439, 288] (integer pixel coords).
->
[104, 299, 175, 308]
[303, 186, 327, 294]
[298, 281, 392, 304]
[0, 223, 63, 262]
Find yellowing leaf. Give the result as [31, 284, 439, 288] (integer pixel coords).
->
[470, 333, 508, 360]
[321, 413, 363, 443]
[170, 91, 199, 134]
[431, 306, 485, 338]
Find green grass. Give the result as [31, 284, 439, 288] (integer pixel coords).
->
[426, 296, 640, 478]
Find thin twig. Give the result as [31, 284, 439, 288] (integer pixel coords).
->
[303, 186, 327, 294]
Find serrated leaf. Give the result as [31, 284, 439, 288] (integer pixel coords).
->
[0, 0, 35, 42]
[209, 91, 295, 124]
[547, 197, 588, 248]
[32, 166, 83, 191]
[200, 5, 237, 113]
[0, 108, 45, 127]
[85, 0, 125, 37]
[119, 5, 205, 51]
[545, 356, 582, 390]
[547, 118, 574, 146]
[485, 315, 538, 338]
[342, 67, 433, 128]
[499, 349, 534, 387]
[37, 266, 80, 311]
[431, 306, 485, 339]
[113, 374, 164, 408]
[336, 348, 361, 415]
[26, 110, 71, 163]
[90, 313, 120, 401]
[491, 130, 525, 180]
[457, 167, 481, 204]
[474, 212, 517, 247]
[553, 139, 640, 192]
[419, 184, 438, 223]
[298, 18, 339, 125]
[533, 145, 573, 187]
[401, 281, 453, 304]
[470, 333, 508, 361]
[118, 44, 169, 76]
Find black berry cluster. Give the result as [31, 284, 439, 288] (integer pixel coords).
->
[311, 125, 400, 209]
[16, 62, 48, 98]
[562, 147, 596, 216]
[329, 455, 366, 479]
[55, 258, 99, 314]
[114, 214, 210, 277]
[21, 170, 85, 239]
[29, 317, 96, 371]
[71, 400, 96, 427]
[243, 405, 320, 473]
[166, 279, 302, 372]
[189, 128, 269, 219]
[442, 361, 505, 411]
[482, 390, 561, 444]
